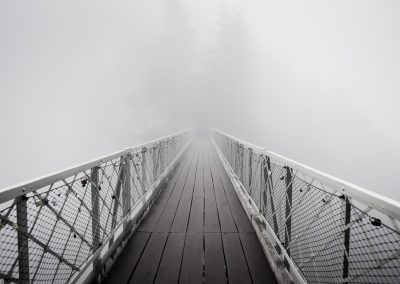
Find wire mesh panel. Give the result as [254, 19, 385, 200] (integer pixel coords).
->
[213, 130, 400, 284]
[0, 131, 191, 284]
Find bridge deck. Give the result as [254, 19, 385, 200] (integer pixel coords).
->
[104, 139, 277, 284]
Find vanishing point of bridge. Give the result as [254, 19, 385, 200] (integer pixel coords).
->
[0, 130, 399, 284]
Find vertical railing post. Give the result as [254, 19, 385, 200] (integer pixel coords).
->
[248, 148, 253, 195]
[165, 141, 169, 167]
[141, 148, 147, 192]
[152, 146, 158, 181]
[173, 139, 176, 163]
[240, 145, 244, 182]
[91, 166, 101, 283]
[123, 155, 132, 215]
[231, 139, 233, 166]
[260, 156, 266, 214]
[341, 195, 352, 283]
[110, 158, 124, 230]
[91, 166, 100, 249]
[284, 166, 293, 255]
[230, 140, 233, 165]
[236, 142, 239, 175]
[234, 142, 238, 174]
[235, 143, 238, 177]
[16, 195, 30, 283]
[263, 156, 280, 237]
[239, 144, 242, 181]
[158, 145, 162, 174]
[237, 143, 239, 175]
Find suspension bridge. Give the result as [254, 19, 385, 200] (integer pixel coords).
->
[0, 130, 399, 283]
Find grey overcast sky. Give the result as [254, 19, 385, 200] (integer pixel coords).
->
[0, 1, 399, 201]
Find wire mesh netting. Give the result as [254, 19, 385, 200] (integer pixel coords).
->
[213, 131, 400, 284]
[0, 132, 190, 284]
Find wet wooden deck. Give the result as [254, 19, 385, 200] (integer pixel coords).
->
[103, 139, 277, 284]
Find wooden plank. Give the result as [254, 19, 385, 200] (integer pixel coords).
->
[213, 154, 254, 233]
[171, 155, 198, 232]
[103, 232, 150, 284]
[179, 233, 203, 284]
[106, 141, 280, 284]
[213, 178, 237, 232]
[153, 154, 194, 232]
[129, 232, 168, 284]
[187, 150, 204, 233]
[222, 233, 252, 284]
[138, 155, 189, 232]
[204, 151, 220, 233]
[154, 233, 186, 284]
[204, 233, 227, 284]
[208, 153, 237, 233]
[240, 233, 278, 284]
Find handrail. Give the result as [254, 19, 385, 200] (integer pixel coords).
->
[212, 129, 400, 284]
[213, 128, 400, 221]
[0, 130, 192, 284]
[0, 129, 190, 204]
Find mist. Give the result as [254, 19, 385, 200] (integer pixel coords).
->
[1, 0, 399, 201]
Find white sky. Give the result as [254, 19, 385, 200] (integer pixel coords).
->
[0, 1, 399, 201]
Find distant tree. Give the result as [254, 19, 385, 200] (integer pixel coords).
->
[198, 8, 255, 132]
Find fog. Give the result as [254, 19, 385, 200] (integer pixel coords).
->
[1, 1, 399, 201]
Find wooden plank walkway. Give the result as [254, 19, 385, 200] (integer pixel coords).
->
[104, 138, 277, 284]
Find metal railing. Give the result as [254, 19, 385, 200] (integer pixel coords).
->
[212, 129, 400, 284]
[0, 130, 192, 284]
